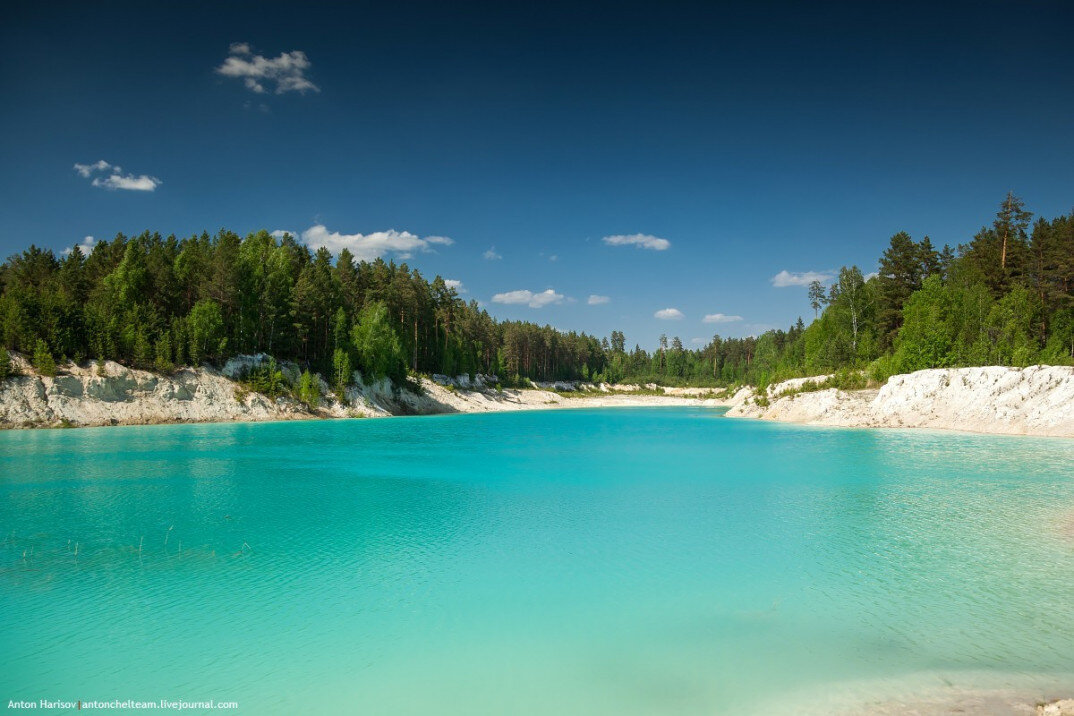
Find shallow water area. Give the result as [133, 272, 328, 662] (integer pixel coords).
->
[1, 408, 1072, 714]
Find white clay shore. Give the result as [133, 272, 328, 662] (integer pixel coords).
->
[726, 365, 1074, 438]
[2, 354, 1073, 438]
[0, 353, 718, 429]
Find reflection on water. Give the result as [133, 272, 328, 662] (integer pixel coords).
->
[1, 410, 1073, 714]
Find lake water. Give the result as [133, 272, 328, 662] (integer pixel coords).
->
[1, 408, 1073, 714]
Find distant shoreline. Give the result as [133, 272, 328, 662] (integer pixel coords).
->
[2, 355, 1072, 438]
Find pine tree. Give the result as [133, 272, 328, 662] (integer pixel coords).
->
[996, 191, 1033, 274]
[877, 232, 923, 350]
[808, 280, 825, 318]
[32, 338, 56, 376]
[297, 369, 321, 408]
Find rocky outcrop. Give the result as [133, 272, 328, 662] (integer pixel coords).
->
[0, 359, 317, 428]
[727, 365, 1074, 437]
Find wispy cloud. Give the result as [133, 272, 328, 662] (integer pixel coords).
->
[296, 225, 452, 262]
[73, 160, 161, 192]
[702, 313, 743, 324]
[654, 308, 684, 320]
[216, 43, 319, 95]
[483, 246, 502, 260]
[444, 279, 467, 294]
[770, 269, 833, 287]
[62, 236, 96, 256]
[492, 289, 564, 308]
[73, 160, 111, 178]
[587, 295, 610, 305]
[603, 233, 671, 251]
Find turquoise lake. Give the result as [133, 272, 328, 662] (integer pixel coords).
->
[1, 408, 1073, 714]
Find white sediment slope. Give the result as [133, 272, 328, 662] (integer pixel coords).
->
[726, 365, 1074, 438]
[0, 353, 718, 429]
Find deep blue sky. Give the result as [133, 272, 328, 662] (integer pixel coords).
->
[2, 1, 1072, 348]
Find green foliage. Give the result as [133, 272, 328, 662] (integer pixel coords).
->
[770, 368, 868, 400]
[351, 301, 407, 383]
[32, 338, 56, 376]
[868, 353, 898, 383]
[1040, 309, 1074, 364]
[154, 332, 175, 373]
[187, 298, 225, 365]
[984, 286, 1039, 366]
[876, 231, 941, 349]
[332, 347, 352, 395]
[0, 347, 13, 379]
[893, 275, 952, 372]
[242, 357, 287, 399]
[828, 367, 868, 390]
[297, 369, 321, 409]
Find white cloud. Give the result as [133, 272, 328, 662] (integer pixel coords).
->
[864, 271, 879, 281]
[702, 313, 743, 324]
[73, 160, 112, 177]
[770, 270, 834, 287]
[492, 289, 564, 308]
[216, 44, 319, 95]
[444, 279, 467, 294]
[93, 174, 161, 191]
[62, 236, 96, 256]
[654, 308, 684, 320]
[603, 233, 671, 251]
[299, 225, 453, 262]
[483, 246, 502, 260]
[74, 160, 160, 191]
[690, 337, 705, 344]
[587, 295, 610, 305]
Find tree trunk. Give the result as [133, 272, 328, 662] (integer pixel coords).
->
[851, 305, 858, 353]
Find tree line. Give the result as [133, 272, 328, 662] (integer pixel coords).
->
[702, 193, 1073, 388]
[0, 229, 609, 387]
[1, 194, 1071, 390]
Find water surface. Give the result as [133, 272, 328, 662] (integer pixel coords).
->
[1, 409, 1073, 713]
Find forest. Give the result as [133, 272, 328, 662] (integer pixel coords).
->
[0, 194, 1071, 391]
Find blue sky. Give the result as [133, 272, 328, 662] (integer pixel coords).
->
[2, 1, 1072, 349]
